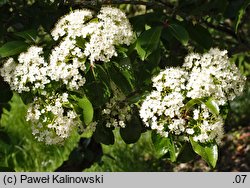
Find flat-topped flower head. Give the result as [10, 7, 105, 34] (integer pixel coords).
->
[0, 46, 50, 93]
[140, 48, 246, 145]
[26, 93, 81, 145]
[51, 9, 93, 40]
[50, 7, 134, 66]
[183, 48, 246, 105]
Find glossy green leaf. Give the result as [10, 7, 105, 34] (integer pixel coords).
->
[120, 116, 142, 144]
[205, 98, 220, 115]
[136, 27, 162, 60]
[152, 131, 169, 158]
[186, 24, 212, 49]
[0, 41, 29, 58]
[14, 29, 37, 43]
[78, 96, 94, 125]
[168, 23, 189, 45]
[185, 98, 203, 112]
[107, 63, 133, 95]
[190, 137, 218, 168]
[235, 0, 250, 33]
[152, 132, 176, 162]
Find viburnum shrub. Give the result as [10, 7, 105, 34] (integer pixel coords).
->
[0, 5, 247, 168]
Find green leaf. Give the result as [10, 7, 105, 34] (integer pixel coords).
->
[0, 41, 29, 58]
[127, 92, 148, 103]
[177, 143, 197, 163]
[151, 132, 176, 162]
[152, 132, 169, 158]
[146, 46, 161, 70]
[185, 98, 203, 112]
[90, 17, 99, 23]
[93, 124, 114, 145]
[190, 137, 218, 168]
[77, 96, 94, 125]
[107, 63, 134, 95]
[186, 23, 212, 49]
[135, 42, 146, 61]
[130, 12, 164, 32]
[120, 116, 142, 144]
[235, 0, 250, 33]
[85, 82, 110, 107]
[136, 27, 162, 60]
[168, 23, 189, 45]
[205, 98, 220, 115]
[14, 29, 37, 43]
[20, 92, 35, 105]
[95, 64, 110, 87]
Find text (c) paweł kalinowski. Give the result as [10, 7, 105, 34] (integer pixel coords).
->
[20, 175, 104, 184]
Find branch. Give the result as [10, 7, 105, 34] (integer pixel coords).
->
[202, 19, 238, 40]
[67, 0, 165, 9]
[202, 19, 250, 55]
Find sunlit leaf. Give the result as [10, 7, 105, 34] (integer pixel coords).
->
[152, 132, 176, 162]
[0, 41, 29, 58]
[205, 98, 220, 115]
[190, 137, 218, 168]
[77, 96, 94, 125]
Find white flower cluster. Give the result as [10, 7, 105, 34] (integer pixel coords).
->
[140, 48, 246, 144]
[140, 68, 188, 138]
[49, 9, 93, 90]
[0, 7, 134, 144]
[51, 9, 93, 40]
[26, 93, 80, 145]
[0, 45, 86, 92]
[0, 47, 50, 93]
[51, 7, 134, 65]
[183, 48, 246, 105]
[101, 83, 133, 128]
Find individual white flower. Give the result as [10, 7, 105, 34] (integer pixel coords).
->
[186, 128, 194, 135]
[193, 109, 199, 120]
